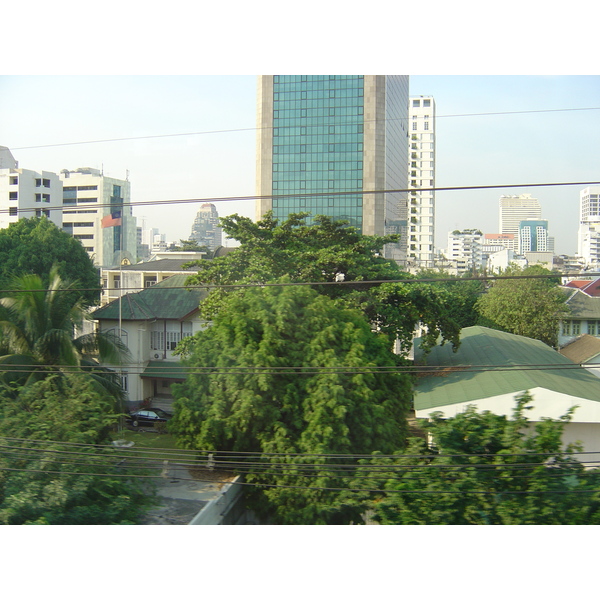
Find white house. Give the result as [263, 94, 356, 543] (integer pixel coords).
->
[414, 326, 600, 463]
[92, 273, 207, 411]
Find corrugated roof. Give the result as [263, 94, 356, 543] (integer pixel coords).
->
[559, 334, 600, 363]
[414, 326, 600, 411]
[140, 361, 188, 380]
[564, 288, 600, 318]
[92, 274, 206, 321]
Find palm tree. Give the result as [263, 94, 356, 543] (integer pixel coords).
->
[0, 266, 130, 403]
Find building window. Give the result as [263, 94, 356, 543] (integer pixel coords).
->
[412, 99, 420, 107]
[412, 122, 417, 130]
[35, 178, 41, 187]
[43, 179, 50, 188]
[588, 321, 599, 336]
[9, 191, 17, 200]
[9, 176, 18, 185]
[424, 122, 429, 131]
[423, 99, 431, 107]
[9, 207, 17, 216]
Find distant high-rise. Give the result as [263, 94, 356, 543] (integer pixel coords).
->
[256, 75, 409, 261]
[519, 219, 549, 253]
[408, 96, 436, 266]
[0, 146, 63, 230]
[578, 186, 600, 267]
[447, 228, 483, 274]
[60, 167, 137, 267]
[189, 203, 222, 251]
[499, 194, 542, 251]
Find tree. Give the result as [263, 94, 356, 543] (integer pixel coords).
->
[414, 269, 485, 329]
[475, 264, 569, 347]
[167, 239, 211, 254]
[0, 217, 100, 306]
[185, 212, 462, 353]
[169, 282, 413, 524]
[0, 266, 129, 402]
[361, 393, 600, 525]
[0, 374, 156, 524]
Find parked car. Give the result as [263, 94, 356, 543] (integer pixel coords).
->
[126, 408, 173, 429]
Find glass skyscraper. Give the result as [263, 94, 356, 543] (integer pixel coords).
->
[256, 75, 410, 261]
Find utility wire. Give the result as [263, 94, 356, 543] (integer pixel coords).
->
[0, 270, 586, 295]
[11, 106, 600, 151]
[2, 180, 600, 218]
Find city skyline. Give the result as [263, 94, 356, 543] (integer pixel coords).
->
[1, 75, 598, 257]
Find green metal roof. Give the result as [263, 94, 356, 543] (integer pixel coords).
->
[140, 360, 188, 380]
[564, 288, 600, 319]
[414, 326, 600, 411]
[92, 274, 206, 321]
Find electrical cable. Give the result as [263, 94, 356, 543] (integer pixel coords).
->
[10, 106, 600, 151]
[3, 179, 600, 218]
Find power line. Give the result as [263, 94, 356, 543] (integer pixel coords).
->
[11, 107, 600, 151]
[2, 180, 600, 218]
[0, 270, 585, 295]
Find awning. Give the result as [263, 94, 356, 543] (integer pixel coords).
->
[140, 360, 188, 380]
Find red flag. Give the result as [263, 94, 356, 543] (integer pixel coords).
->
[101, 211, 122, 228]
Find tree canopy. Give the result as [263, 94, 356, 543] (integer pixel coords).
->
[475, 264, 569, 347]
[0, 266, 129, 403]
[361, 393, 600, 525]
[0, 217, 100, 306]
[170, 282, 412, 524]
[0, 374, 156, 524]
[185, 212, 462, 353]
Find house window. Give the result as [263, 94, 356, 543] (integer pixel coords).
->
[151, 330, 164, 351]
[562, 320, 581, 336]
[589, 321, 600, 336]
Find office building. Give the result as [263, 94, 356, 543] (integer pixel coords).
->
[0, 146, 63, 230]
[499, 194, 542, 251]
[60, 168, 137, 267]
[408, 96, 435, 267]
[256, 75, 409, 261]
[189, 203, 223, 251]
[519, 219, 549, 253]
[578, 187, 600, 267]
[447, 229, 483, 274]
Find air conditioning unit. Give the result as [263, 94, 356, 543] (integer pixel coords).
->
[154, 354, 160, 359]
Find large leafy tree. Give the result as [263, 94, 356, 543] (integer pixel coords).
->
[0, 374, 156, 524]
[170, 282, 413, 524]
[0, 217, 100, 306]
[185, 212, 462, 353]
[360, 393, 600, 525]
[475, 264, 569, 347]
[0, 266, 129, 402]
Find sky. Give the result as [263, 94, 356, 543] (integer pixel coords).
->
[1, 74, 598, 256]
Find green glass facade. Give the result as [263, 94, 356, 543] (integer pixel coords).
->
[271, 75, 365, 229]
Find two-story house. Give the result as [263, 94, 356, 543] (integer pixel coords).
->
[92, 273, 207, 411]
[559, 278, 600, 348]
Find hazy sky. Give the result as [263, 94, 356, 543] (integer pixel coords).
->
[1, 74, 598, 255]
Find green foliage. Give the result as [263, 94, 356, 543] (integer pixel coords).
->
[0, 218, 100, 306]
[185, 212, 462, 354]
[0, 266, 129, 403]
[361, 393, 600, 525]
[170, 283, 412, 524]
[475, 264, 569, 347]
[414, 269, 485, 329]
[0, 375, 156, 524]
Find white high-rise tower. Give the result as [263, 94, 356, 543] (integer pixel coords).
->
[499, 194, 541, 251]
[408, 96, 436, 267]
[578, 186, 600, 267]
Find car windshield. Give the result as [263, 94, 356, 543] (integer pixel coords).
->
[152, 408, 171, 418]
